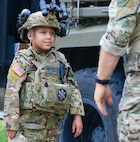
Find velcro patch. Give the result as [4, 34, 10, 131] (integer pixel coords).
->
[11, 64, 25, 77]
[8, 69, 19, 82]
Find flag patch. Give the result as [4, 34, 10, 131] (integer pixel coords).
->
[11, 64, 25, 77]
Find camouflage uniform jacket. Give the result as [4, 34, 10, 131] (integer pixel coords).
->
[3, 46, 85, 131]
[100, 0, 140, 56]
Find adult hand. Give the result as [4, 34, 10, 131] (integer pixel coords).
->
[6, 130, 17, 140]
[94, 83, 113, 116]
[72, 114, 83, 138]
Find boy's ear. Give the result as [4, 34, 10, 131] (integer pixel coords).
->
[27, 31, 32, 41]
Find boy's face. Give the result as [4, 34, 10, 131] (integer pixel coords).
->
[29, 26, 56, 52]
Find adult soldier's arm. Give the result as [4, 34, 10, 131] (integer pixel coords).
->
[94, 0, 139, 115]
[94, 49, 120, 116]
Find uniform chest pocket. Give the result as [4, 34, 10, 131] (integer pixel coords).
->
[33, 82, 74, 110]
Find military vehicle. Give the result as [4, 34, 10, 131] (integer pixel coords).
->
[0, 0, 125, 142]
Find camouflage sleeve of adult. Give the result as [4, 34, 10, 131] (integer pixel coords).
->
[100, 0, 140, 56]
[3, 51, 28, 131]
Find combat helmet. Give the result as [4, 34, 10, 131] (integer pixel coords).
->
[18, 10, 61, 42]
[17, 0, 73, 42]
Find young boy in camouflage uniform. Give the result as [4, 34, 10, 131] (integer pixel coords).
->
[3, 10, 85, 142]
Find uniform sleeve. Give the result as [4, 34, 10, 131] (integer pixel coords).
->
[67, 67, 85, 116]
[3, 52, 27, 131]
[56, 51, 85, 116]
[100, 0, 140, 56]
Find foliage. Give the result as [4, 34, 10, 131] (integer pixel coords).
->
[0, 119, 8, 142]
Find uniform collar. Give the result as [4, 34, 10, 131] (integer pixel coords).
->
[29, 46, 56, 62]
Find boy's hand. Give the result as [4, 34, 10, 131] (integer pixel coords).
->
[7, 130, 17, 140]
[72, 114, 83, 138]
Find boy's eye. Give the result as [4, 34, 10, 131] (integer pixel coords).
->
[50, 32, 55, 36]
[40, 31, 55, 36]
[40, 31, 46, 34]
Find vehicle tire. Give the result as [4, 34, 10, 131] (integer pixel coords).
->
[58, 67, 125, 142]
